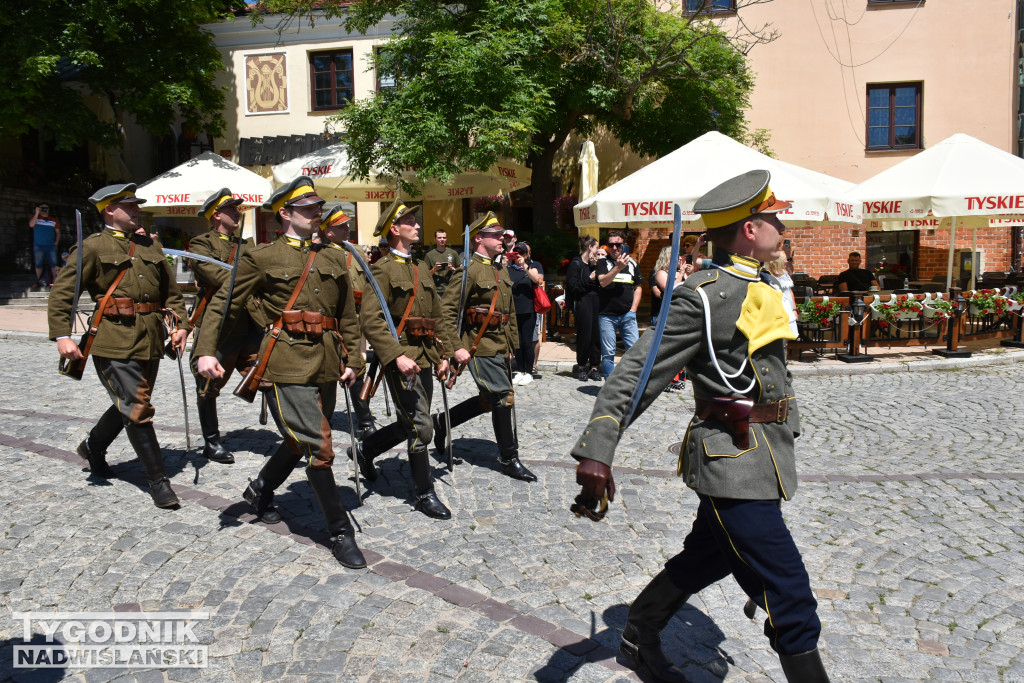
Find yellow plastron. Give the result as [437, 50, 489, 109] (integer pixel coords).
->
[735, 281, 797, 355]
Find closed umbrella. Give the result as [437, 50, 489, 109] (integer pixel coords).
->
[577, 141, 600, 239]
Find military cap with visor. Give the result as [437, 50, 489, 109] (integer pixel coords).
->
[321, 203, 353, 230]
[468, 211, 504, 238]
[692, 169, 791, 229]
[373, 197, 421, 238]
[89, 183, 147, 214]
[198, 187, 243, 221]
[264, 176, 325, 215]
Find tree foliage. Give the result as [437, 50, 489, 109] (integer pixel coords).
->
[259, 0, 773, 230]
[0, 0, 245, 151]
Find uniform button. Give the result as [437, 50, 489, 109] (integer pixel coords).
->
[769, 384, 775, 390]
[719, 292, 727, 299]
[143, 294, 150, 301]
[581, 442, 586, 447]
[318, 308, 324, 314]
[139, 274, 144, 279]
[314, 288, 320, 294]
[762, 367, 769, 374]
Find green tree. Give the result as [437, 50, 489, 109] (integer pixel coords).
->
[0, 0, 244, 152]
[260, 0, 771, 232]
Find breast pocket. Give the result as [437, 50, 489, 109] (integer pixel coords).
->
[388, 277, 415, 318]
[313, 264, 341, 309]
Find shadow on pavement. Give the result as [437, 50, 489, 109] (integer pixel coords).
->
[1, 633, 69, 682]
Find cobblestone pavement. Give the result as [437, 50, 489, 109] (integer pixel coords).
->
[1, 336, 1023, 682]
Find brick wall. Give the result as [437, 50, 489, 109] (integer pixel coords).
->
[632, 223, 1016, 281]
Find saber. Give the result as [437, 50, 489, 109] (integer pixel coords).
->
[440, 378, 453, 472]
[175, 351, 192, 452]
[58, 211, 85, 377]
[624, 204, 682, 425]
[342, 385, 362, 499]
[161, 249, 231, 271]
[216, 215, 245, 344]
[448, 224, 473, 384]
[259, 392, 269, 425]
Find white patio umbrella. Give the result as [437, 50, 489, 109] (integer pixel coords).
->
[271, 143, 531, 202]
[573, 131, 861, 229]
[846, 133, 1024, 289]
[137, 152, 273, 217]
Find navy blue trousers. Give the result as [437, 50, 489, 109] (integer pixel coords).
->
[665, 495, 820, 655]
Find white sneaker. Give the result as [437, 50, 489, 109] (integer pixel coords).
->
[518, 373, 533, 386]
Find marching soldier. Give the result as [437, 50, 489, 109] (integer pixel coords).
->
[187, 188, 260, 464]
[570, 171, 828, 682]
[48, 183, 188, 508]
[434, 212, 536, 483]
[195, 177, 367, 569]
[353, 199, 459, 519]
[320, 204, 376, 440]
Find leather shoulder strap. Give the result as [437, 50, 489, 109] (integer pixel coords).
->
[248, 247, 319, 383]
[394, 262, 420, 339]
[469, 268, 501, 357]
[80, 242, 135, 360]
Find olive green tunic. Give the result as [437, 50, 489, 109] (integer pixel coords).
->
[360, 253, 459, 369]
[440, 252, 518, 358]
[187, 229, 256, 348]
[48, 227, 186, 359]
[194, 235, 363, 384]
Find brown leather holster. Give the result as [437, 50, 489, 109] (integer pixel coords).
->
[281, 310, 337, 337]
[404, 316, 436, 340]
[102, 297, 162, 320]
[694, 397, 792, 449]
[465, 307, 508, 328]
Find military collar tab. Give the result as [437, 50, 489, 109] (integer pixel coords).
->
[326, 242, 346, 251]
[215, 232, 235, 242]
[716, 252, 761, 281]
[474, 252, 492, 265]
[390, 248, 411, 263]
[104, 226, 128, 239]
[283, 235, 313, 249]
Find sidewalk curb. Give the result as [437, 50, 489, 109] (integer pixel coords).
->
[6, 328, 1021, 376]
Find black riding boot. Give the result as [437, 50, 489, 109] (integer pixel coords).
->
[351, 420, 407, 482]
[491, 405, 536, 482]
[779, 648, 830, 682]
[433, 397, 488, 452]
[619, 570, 691, 682]
[243, 442, 296, 523]
[197, 395, 234, 464]
[78, 406, 123, 477]
[350, 376, 377, 440]
[306, 466, 366, 569]
[409, 446, 451, 519]
[124, 422, 179, 508]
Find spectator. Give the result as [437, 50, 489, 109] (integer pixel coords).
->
[596, 231, 642, 379]
[496, 229, 516, 267]
[765, 241, 798, 336]
[836, 251, 878, 292]
[566, 236, 602, 381]
[423, 228, 462, 298]
[507, 242, 543, 385]
[29, 203, 60, 289]
[649, 246, 692, 394]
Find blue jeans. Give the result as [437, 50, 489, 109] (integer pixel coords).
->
[599, 311, 638, 378]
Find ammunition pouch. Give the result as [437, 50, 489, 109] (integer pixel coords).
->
[280, 310, 337, 338]
[102, 297, 161, 321]
[404, 316, 436, 341]
[465, 307, 508, 329]
[694, 397, 792, 450]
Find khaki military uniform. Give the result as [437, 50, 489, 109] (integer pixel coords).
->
[195, 235, 363, 468]
[48, 226, 187, 500]
[359, 253, 458, 458]
[187, 230, 260, 396]
[570, 250, 819, 657]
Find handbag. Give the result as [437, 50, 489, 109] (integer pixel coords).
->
[533, 283, 552, 314]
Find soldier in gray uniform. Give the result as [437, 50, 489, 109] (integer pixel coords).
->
[571, 170, 829, 682]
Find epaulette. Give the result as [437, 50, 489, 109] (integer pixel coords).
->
[250, 241, 274, 253]
[682, 268, 719, 290]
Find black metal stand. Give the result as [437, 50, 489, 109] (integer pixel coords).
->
[933, 288, 972, 358]
[1001, 309, 1024, 348]
[838, 294, 873, 363]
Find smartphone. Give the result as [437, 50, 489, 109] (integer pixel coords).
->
[783, 239, 791, 249]
[685, 254, 693, 265]
[621, 244, 629, 256]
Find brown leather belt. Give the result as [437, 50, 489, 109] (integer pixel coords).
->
[695, 397, 791, 423]
[102, 297, 162, 318]
[465, 307, 509, 328]
[694, 397, 793, 449]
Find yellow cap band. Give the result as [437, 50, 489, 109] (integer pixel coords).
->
[94, 190, 134, 214]
[202, 194, 234, 221]
[271, 185, 316, 215]
[701, 186, 774, 229]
